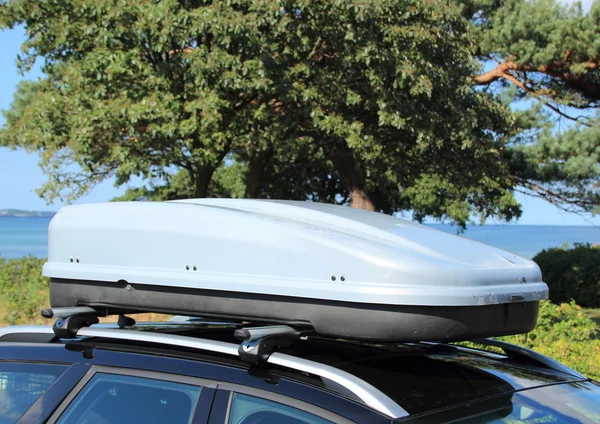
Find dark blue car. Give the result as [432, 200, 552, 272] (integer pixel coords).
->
[1, 317, 599, 424]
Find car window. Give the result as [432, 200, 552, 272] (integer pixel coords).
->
[55, 373, 202, 424]
[228, 393, 333, 424]
[0, 362, 67, 424]
[400, 381, 600, 423]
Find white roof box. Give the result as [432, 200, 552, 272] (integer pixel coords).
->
[44, 199, 548, 342]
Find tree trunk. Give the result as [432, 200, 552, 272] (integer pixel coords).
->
[190, 147, 230, 198]
[324, 141, 377, 211]
[348, 188, 376, 211]
[192, 165, 215, 198]
[245, 147, 274, 198]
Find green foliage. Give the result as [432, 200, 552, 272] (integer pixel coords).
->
[113, 171, 194, 202]
[0, 80, 39, 133]
[533, 243, 600, 307]
[466, 300, 600, 380]
[588, 308, 600, 327]
[116, 141, 346, 203]
[473, 0, 599, 108]
[510, 300, 598, 344]
[503, 301, 600, 380]
[115, 161, 247, 201]
[0, 0, 520, 227]
[0, 256, 49, 325]
[509, 112, 600, 215]
[464, 0, 600, 216]
[1, 0, 598, 221]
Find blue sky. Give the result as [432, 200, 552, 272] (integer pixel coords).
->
[1, 19, 598, 225]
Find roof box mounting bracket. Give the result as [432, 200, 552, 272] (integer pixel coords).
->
[234, 325, 312, 366]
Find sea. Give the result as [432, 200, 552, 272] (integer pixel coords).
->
[0, 216, 599, 259]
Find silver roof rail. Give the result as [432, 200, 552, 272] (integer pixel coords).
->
[471, 338, 586, 379]
[1, 325, 52, 334]
[0, 325, 54, 338]
[423, 339, 586, 380]
[0, 325, 407, 419]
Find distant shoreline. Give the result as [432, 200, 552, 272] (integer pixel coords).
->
[0, 210, 56, 218]
[0, 215, 55, 218]
[0, 211, 598, 227]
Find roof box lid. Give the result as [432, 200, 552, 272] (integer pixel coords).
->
[43, 199, 547, 307]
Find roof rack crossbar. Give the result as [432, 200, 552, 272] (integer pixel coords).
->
[0, 325, 407, 419]
[41, 307, 99, 319]
[41, 307, 138, 338]
[48, 308, 101, 339]
[234, 325, 313, 366]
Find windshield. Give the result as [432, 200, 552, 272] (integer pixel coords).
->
[399, 381, 600, 423]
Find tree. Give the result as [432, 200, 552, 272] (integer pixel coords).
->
[1, 0, 524, 226]
[4, 1, 599, 223]
[0, 80, 39, 131]
[466, 0, 600, 215]
[509, 111, 600, 214]
[1, 0, 275, 201]
[117, 139, 347, 204]
[469, 0, 599, 118]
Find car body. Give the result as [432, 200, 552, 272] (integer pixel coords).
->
[1, 320, 599, 424]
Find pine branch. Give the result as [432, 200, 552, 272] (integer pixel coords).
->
[474, 59, 596, 125]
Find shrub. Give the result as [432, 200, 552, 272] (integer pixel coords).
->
[508, 300, 598, 344]
[533, 243, 600, 308]
[503, 301, 600, 380]
[466, 300, 600, 380]
[0, 256, 50, 325]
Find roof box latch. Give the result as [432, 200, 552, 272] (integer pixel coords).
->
[234, 325, 311, 366]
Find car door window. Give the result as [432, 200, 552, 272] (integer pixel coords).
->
[228, 393, 333, 424]
[55, 373, 202, 424]
[0, 362, 67, 424]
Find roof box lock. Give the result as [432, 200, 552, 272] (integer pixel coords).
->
[235, 325, 311, 366]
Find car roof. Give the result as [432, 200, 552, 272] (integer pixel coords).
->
[2, 322, 583, 418]
[283, 338, 578, 415]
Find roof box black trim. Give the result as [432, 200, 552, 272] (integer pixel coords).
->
[50, 278, 539, 342]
